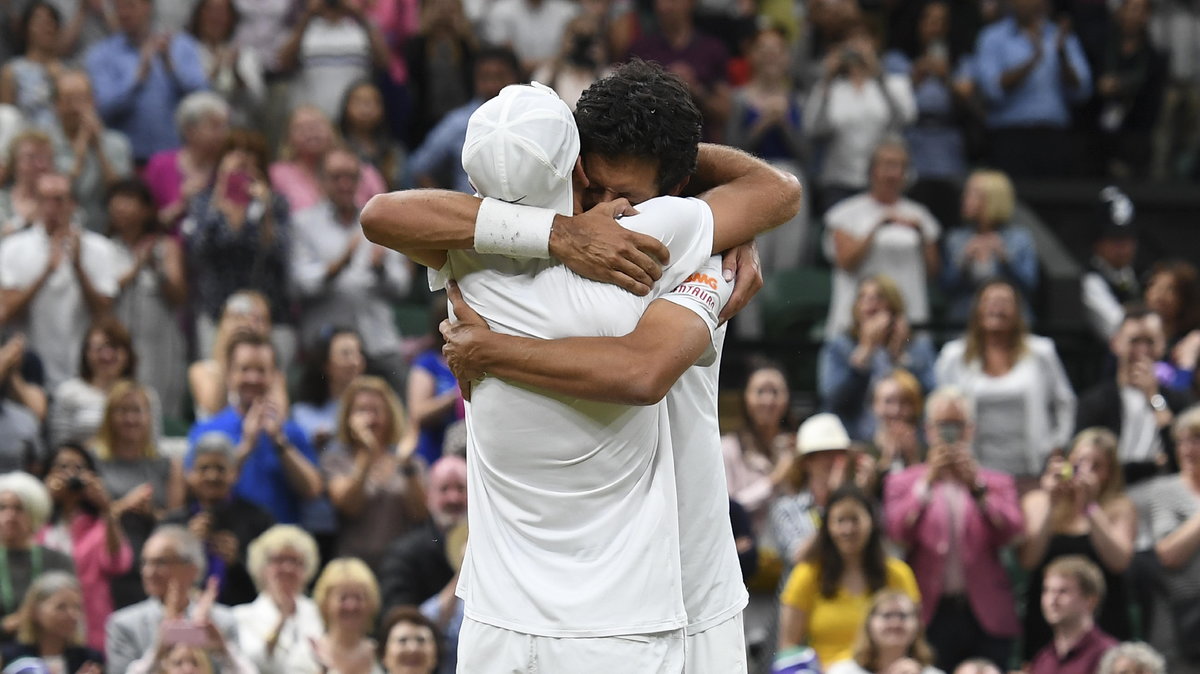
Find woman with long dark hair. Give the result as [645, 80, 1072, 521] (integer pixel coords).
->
[37, 443, 132, 650]
[1144, 260, 1200, 388]
[0, 2, 67, 129]
[723, 358, 796, 535]
[107, 178, 188, 419]
[293, 328, 368, 451]
[187, 129, 292, 360]
[338, 80, 406, 189]
[778, 485, 919, 668]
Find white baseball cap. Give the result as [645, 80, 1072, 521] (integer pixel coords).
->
[461, 82, 579, 217]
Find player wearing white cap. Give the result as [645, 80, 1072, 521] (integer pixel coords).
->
[363, 63, 801, 670]
[436, 67, 756, 673]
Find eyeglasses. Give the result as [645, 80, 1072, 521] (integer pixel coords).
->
[268, 555, 304, 569]
[142, 556, 187, 569]
[873, 611, 917, 621]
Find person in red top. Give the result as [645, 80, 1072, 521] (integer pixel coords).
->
[1029, 555, 1118, 674]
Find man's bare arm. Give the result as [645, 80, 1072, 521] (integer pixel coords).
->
[441, 283, 711, 406]
[687, 144, 803, 253]
[360, 190, 668, 295]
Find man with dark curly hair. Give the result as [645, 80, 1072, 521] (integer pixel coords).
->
[363, 62, 800, 670]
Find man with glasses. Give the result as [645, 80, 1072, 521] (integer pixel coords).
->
[291, 148, 411, 389]
[0, 172, 119, 388]
[166, 432, 273, 606]
[105, 524, 246, 674]
[884, 386, 1024, 672]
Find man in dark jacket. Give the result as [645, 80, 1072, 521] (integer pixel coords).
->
[1076, 306, 1193, 484]
[378, 455, 468, 613]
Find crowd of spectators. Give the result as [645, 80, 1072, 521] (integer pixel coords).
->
[0, 0, 1198, 673]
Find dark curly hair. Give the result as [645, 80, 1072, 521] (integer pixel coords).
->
[805, 485, 889, 599]
[574, 59, 701, 194]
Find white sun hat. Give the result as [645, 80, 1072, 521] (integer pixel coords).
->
[796, 413, 853, 456]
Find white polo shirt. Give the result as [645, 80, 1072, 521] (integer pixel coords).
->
[435, 196, 714, 638]
[0, 224, 118, 388]
[660, 256, 749, 634]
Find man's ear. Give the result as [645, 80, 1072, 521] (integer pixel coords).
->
[573, 157, 589, 188]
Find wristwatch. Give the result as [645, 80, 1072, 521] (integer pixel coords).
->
[1149, 394, 1168, 413]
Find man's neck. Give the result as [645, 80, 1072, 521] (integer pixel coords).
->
[42, 220, 70, 238]
[1053, 616, 1093, 656]
[333, 203, 359, 225]
[61, 115, 82, 137]
[872, 191, 901, 206]
[125, 27, 151, 45]
[1017, 14, 1044, 30]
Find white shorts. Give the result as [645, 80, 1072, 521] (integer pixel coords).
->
[457, 617, 686, 673]
[685, 613, 747, 674]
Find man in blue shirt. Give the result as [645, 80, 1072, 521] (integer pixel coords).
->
[975, 0, 1092, 176]
[186, 331, 322, 525]
[85, 0, 208, 162]
[408, 47, 520, 192]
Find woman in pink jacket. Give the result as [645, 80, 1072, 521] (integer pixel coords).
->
[37, 444, 134, 651]
[883, 386, 1024, 673]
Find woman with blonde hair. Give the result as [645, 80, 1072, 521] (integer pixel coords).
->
[827, 590, 943, 674]
[865, 369, 926, 491]
[941, 169, 1038, 323]
[234, 525, 324, 674]
[93, 379, 184, 609]
[1018, 427, 1135, 659]
[934, 279, 1076, 480]
[0, 128, 54, 237]
[1, 571, 103, 671]
[323, 376, 424, 574]
[288, 558, 384, 674]
[819, 275, 937, 441]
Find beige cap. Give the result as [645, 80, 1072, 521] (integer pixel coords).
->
[796, 413, 852, 456]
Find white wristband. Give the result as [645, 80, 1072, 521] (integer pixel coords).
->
[474, 197, 555, 259]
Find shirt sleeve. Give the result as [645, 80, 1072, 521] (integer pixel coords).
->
[289, 210, 328, 298]
[658, 254, 733, 366]
[622, 197, 716, 296]
[83, 237, 120, 297]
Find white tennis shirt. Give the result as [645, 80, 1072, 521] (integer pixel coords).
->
[433, 196, 714, 637]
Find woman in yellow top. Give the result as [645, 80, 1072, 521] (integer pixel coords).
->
[778, 484, 921, 668]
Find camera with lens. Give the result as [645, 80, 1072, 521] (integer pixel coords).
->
[66, 476, 86, 493]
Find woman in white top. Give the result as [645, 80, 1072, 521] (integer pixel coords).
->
[934, 280, 1076, 479]
[277, 0, 390, 120]
[48, 317, 161, 449]
[827, 590, 944, 674]
[287, 558, 384, 674]
[804, 23, 916, 211]
[234, 525, 324, 674]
